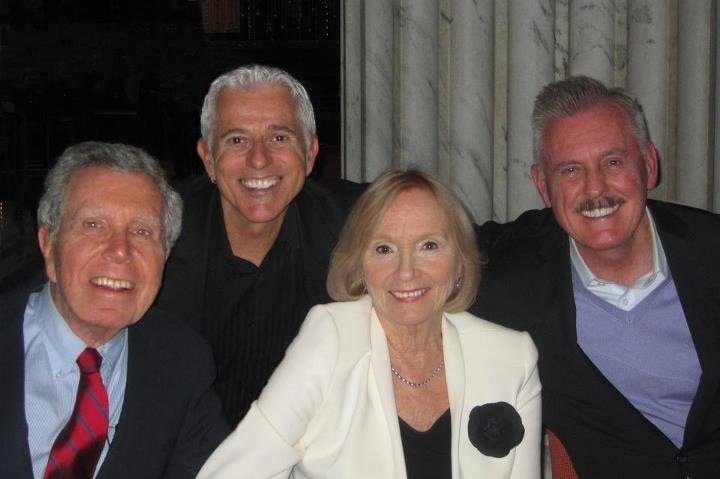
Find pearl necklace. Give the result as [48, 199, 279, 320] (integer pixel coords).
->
[391, 360, 445, 388]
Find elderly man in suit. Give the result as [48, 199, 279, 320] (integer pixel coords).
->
[473, 76, 720, 478]
[0, 141, 229, 479]
[154, 64, 362, 425]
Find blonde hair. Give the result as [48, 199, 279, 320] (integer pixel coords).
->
[327, 169, 481, 313]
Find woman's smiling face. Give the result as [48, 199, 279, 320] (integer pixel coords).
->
[362, 187, 460, 329]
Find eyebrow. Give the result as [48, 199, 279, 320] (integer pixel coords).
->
[266, 124, 297, 134]
[551, 148, 628, 169]
[599, 148, 627, 157]
[217, 128, 249, 141]
[70, 208, 162, 226]
[218, 125, 298, 140]
[369, 231, 450, 243]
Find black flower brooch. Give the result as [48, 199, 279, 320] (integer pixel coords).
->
[468, 402, 524, 458]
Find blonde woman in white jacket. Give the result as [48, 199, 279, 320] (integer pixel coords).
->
[198, 170, 541, 479]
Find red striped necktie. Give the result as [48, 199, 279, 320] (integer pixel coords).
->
[44, 348, 109, 479]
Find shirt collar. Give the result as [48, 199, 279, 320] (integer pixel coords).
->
[31, 282, 127, 375]
[569, 207, 668, 290]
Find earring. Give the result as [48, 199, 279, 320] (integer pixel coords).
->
[209, 174, 216, 184]
[455, 277, 462, 290]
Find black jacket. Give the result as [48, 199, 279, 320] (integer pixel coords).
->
[0, 276, 230, 479]
[472, 200, 720, 479]
[154, 175, 363, 333]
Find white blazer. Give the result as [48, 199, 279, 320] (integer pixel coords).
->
[198, 296, 541, 478]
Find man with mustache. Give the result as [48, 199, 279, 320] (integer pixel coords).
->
[0, 141, 229, 478]
[473, 76, 720, 478]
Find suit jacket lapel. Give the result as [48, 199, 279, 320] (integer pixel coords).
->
[531, 217, 676, 451]
[651, 203, 720, 447]
[0, 292, 33, 478]
[98, 315, 169, 477]
[441, 317, 465, 479]
[369, 307, 408, 479]
[533, 223, 579, 356]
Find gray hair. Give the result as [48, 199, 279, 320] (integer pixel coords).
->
[37, 141, 183, 253]
[532, 75, 650, 166]
[200, 64, 316, 152]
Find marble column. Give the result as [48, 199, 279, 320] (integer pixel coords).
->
[447, 0, 495, 222]
[342, 0, 395, 181]
[396, 1, 439, 171]
[627, 0, 673, 200]
[568, 0, 616, 84]
[676, 1, 713, 210]
[506, 0, 554, 218]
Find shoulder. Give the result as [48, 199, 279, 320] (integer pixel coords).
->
[0, 272, 45, 323]
[650, 200, 720, 232]
[477, 208, 561, 257]
[128, 307, 214, 365]
[162, 177, 213, 265]
[171, 175, 214, 231]
[303, 297, 372, 338]
[173, 174, 214, 199]
[299, 297, 373, 358]
[446, 311, 537, 363]
[298, 178, 365, 216]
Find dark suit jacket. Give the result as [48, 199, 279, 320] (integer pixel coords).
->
[0, 278, 230, 479]
[472, 200, 720, 479]
[154, 175, 363, 333]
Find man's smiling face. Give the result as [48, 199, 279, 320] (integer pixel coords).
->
[197, 84, 318, 233]
[531, 101, 658, 259]
[39, 166, 167, 347]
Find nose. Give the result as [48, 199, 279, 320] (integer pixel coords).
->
[584, 167, 608, 197]
[396, 249, 417, 281]
[247, 139, 270, 169]
[102, 231, 132, 263]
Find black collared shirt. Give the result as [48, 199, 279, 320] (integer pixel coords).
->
[203, 195, 310, 425]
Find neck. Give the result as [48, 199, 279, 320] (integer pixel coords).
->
[221, 207, 285, 267]
[577, 216, 654, 286]
[50, 283, 116, 348]
[382, 316, 443, 359]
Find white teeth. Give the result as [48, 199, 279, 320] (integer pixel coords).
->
[581, 205, 619, 218]
[391, 288, 428, 299]
[91, 277, 134, 290]
[241, 177, 279, 189]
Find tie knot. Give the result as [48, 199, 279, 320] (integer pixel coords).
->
[76, 348, 102, 374]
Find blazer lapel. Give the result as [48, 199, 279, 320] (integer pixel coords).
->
[98, 315, 170, 478]
[441, 317, 465, 479]
[652, 204, 720, 447]
[532, 225, 579, 354]
[0, 290, 32, 478]
[369, 308, 408, 479]
[0, 294, 33, 478]
[530, 222, 669, 445]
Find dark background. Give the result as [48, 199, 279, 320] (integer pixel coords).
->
[0, 0, 341, 288]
